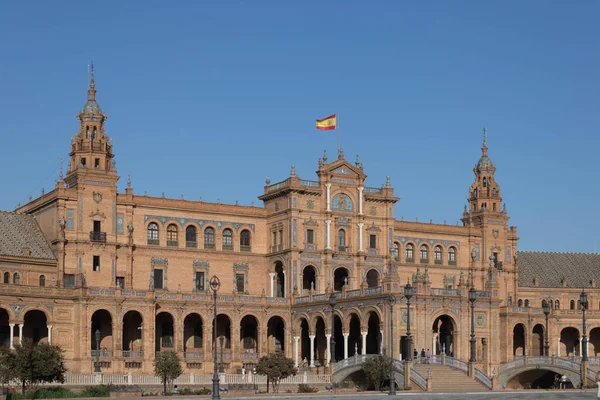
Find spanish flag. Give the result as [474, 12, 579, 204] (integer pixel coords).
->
[316, 114, 337, 130]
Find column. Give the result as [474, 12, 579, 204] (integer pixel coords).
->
[358, 223, 364, 252]
[343, 333, 349, 359]
[309, 335, 315, 367]
[380, 330, 384, 354]
[433, 333, 437, 355]
[580, 341, 583, 357]
[283, 270, 286, 297]
[358, 187, 364, 215]
[293, 336, 300, 367]
[325, 220, 331, 250]
[557, 337, 560, 357]
[325, 184, 331, 212]
[47, 325, 53, 345]
[9, 324, 14, 349]
[325, 334, 331, 366]
[361, 332, 367, 355]
[18, 324, 23, 344]
[269, 273, 275, 297]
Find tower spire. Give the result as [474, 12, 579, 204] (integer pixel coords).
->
[88, 62, 96, 101]
[482, 127, 488, 156]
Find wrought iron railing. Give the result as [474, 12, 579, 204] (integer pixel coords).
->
[186, 241, 197, 248]
[90, 232, 106, 243]
[184, 351, 204, 359]
[240, 245, 251, 252]
[91, 350, 113, 358]
[147, 239, 159, 246]
[122, 350, 144, 358]
[166, 240, 178, 247]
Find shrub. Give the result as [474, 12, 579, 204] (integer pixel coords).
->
[297, 384, 318, 393]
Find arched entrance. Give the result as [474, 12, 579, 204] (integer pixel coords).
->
[300, 318, 310, 365]
[333, 314, 343, 361]
[212, 314, 232, 350]
[532, 324, 544, 356]
[274, 262, 285, 298]
[560, 327, 580, 357]
[315, 317, 326, 366]
[23, 310, 48, 344]
[267, 316, 285, 353]
[122, 311, 143, 353]
[348, 313, 361, 356]
[334, 268, 349, 291]
[90, 309, 113, 355]
[366, 269, 380, 288]
[366, 311, 381, 354]
[0, 308, 9, 348]
[432, 315, 455, 355]
[590, 328, 600, 356]
[240, 315, 259, 353]
[183, 313, 203, 356]
[302, 266, 317, 294]
[155, 312, 174, 352]
[513, 324, 526, 356]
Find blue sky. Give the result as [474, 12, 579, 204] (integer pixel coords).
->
[0, 1, 598, 252]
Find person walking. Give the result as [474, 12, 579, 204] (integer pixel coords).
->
[426, 349, 431, 364]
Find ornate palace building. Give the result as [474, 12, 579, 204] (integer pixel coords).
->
[1, 74, 600, 382]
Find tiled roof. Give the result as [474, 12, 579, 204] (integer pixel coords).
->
[517, 251, 600, 288]
[0, 211, 56, 260]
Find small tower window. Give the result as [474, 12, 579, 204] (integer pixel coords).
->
[483, 177, 487, 187]
[92, 126, 97, 140]
[493, 189, 497, 197]
[474, 189, 477, 198]
[39, 275, 46, 287]
[80, 157, 86, 167]
[93, 256, 100, 272]
[555, 300, 560, 309]
[86, 126, 90, 138]
[3, 272, 9, 284]
[338, 229, 346, 250]
[13, 273, 19, 284]
[94, 158, 100, 169]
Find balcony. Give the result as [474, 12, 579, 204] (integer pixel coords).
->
[337, 245, 352, 253]
[204, 243, 216, 250]
[420, 258, 429, 264]
[90, 231, 106, 243]
[270, 244, 283, 253]
[430, 288, 460, 297]
[184, 351, 204, 360]
[222, 245, 233, 251]
[91, 349, 113, 358]
[240, 245, 251, 252]
[123, 350, 144, 358]
[449, 260, 457, 266]
[406, 258, 414, 263]
[147, 239, 159, 246]
[434, 259, 442, 265]
[186, 241, 197, 248]
[167, 240, 179, 247]
[241, 352, 259, 361]
[304, 243, 318, 251]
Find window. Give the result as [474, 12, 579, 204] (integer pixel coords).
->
[406, 244, 414, 262]
[222, 228, 233, 250]
[434, 246, 442, 264]
[306, 229, 314, 244]
[236, 273, 245, 293]
[64, 274, 75, 288]
[555, 300, 560, 310]
[80, 157, 86, 167]
[240, 230, 251, 251]
[204, 227, 215, 249]
[517, 299, 523, 307]
[279, 230, 283, 246]
[93, 220, 101, 232]
[483, 177, 487, 187]
[13, 273, 19, 284]
[524, 299, 530, 307]
[390, 242, 399, 259]
[94, 158, 100, 169]
[93, 256, 100, 271]
[116, 276, 125, 289]
[493, 189, 497, 197]
[154, 269, 164, 290]
[369, 235, 376, 249]
[272, 232, 277, 246]
[448, 247, 456, 265]
[39, 275, 46, 287]
[195, 271, 205, 291]
[186, 226, 197, 247]
[338, 229, 346, 249]
[420, 245, 429, 263]
[167, 224, 178, 246]
[147, 223, 159, 245]
[3, 272, 8, 284]
[570, 300, 575, 310]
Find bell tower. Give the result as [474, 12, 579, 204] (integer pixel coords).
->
[467, 128, 503, 215]
[64, 64, 117, 188]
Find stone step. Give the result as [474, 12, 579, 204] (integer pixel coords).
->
[412, 364, 489, 392]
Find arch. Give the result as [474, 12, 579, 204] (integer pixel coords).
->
[432, 314, 456, 356]
[166, 224, 178, 244]
[212, 314, 232, 350]
[334, 267, 349, 291]
[204, 226, 216, 249]
[570, 299, 575, 310]
[531, 324, 544, 356]
[365, 269, 380, 288]
[390, 242, 400, 259]
[434, 245, 442, 264]
[405, 243, 414, 262]
[302, 265, 317, 294]
[517, 299, 523, 307]
[348, 313, 362, 356]
[513, 324, 526, 356]
[560, 327, 580, 357]
[222, 228, 233, 250]
[122, 310, 143, 352]
[555, 299, 560, 310]
[314, 316, 327, 366]
[3, 272, 8, 284]
[147, 222, 159, 245]
[590, 328, 600, 356]
[333, 314, 343, 361]
[274, 261, 285, 297]
[331, 193, 353, 212]
[39, 275, 46, 287]
[448, 246, 457, 264]
[300, 318, 310, 364]
[267, 316, 285, 353]
[155, 312, 174, 351]
[240, 315, 259, 353]
[366, 311, 381, 354]
[501, 366, 581, 390]
[183, 313, 203, 353]
[185, 225, 197, 247]
[419, 245, 429, 263]
[240, 229, 251, 250]
[0, 308, 10, 348]
[91, 309, 113, 353]
[309, 311, 328, 332]
[23, 310, 48, 343]
[13, 273, 19, 284]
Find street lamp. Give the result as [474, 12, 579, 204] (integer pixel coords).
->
[542, 300, 551, 356]
[210, 275, 221, 400]
[94, 329, 101, 373]
[404, 282, 414, 361]
[329, 293, 337, 364]
[387, 294, 397, 396]
[468, 287, 477, 363]
[580, 290, 588, 362]
[219, 335, 225, 373]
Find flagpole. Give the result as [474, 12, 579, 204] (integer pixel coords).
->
[337, 113, 341, 153]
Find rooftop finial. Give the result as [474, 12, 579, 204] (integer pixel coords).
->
[58, 157, 63, 181]
[290, 164, 297, 177]
[127, 174, 131, 188]
[87, 62, 96, 101]
[323, 150, 328, 163]
[89, 62, 95, 89]
[481, 127, 488, 157]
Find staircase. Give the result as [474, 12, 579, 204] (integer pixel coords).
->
[412, 364, 489, 392]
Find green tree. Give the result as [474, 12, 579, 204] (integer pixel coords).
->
[153, 350, 183, 395]
[255, 352, 296, 393]
[9, 339, 67, 393]
[361, 355, 394, 391]
[0, 347, 14, 391]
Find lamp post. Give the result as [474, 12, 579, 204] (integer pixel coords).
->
[468, 287, 477, 363]
[542, 300, 551, 356]
[94, 329, 101, 373]
[219, 335, 225, 373]
[580, 290, 588, 362]
[404, 282, 414, 361]
[210, 276, 221, 400]
[387, 294, 397, 395]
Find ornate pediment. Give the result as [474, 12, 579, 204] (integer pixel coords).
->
[89, 208, 106, 219]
